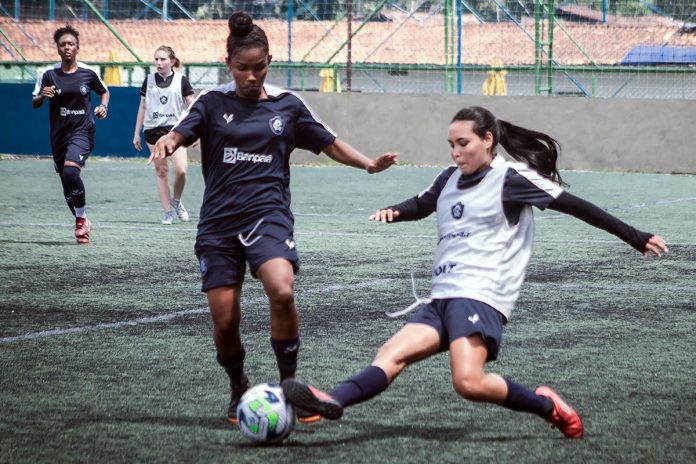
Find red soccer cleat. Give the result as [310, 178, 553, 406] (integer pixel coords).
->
[74, 217, 92, 244]
[536, 385, 584, 439]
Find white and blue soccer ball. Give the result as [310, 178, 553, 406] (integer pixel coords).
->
[237, 383, 295, 443]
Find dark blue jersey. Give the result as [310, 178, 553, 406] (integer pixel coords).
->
[33, 62, 108, 150]
[172, 82, 337, 244]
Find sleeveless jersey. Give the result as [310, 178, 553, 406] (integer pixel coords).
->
[430, 156, 563, 318]
[143, 72, 185, 129]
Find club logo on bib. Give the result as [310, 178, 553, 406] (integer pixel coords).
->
[80, 85, 88, 95]
[159, 95, 168, 104]
[451, 201, 464, 219]
[269, 116, 285, 135]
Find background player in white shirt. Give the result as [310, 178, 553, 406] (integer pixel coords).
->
[282, 106, 668, 439]
[32, 25, 109, 244]
[149, 11, 398, 425]
[133, 46, 195, 225]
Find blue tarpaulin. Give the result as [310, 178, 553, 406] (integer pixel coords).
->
[621, 45, 696, 65]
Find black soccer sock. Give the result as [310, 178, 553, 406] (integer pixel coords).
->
[329, 365, 389, 408]
[502, 378, 553, 417]
[58, 171, 76, 216]
[217, 349, 246, 387]
[271, 336, 300, 382]
[61, 166, 86, 209]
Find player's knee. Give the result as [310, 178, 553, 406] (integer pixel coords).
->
[214, 314, 241, 335]
[452, 375, 486, 401]
[61, 166, 84, 195]
[174, 168, 187, 179]
[155, 164, 169, 178]
[266, 285, 294, 308]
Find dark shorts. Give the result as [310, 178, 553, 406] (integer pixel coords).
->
[144, 126, 173, 145]
[408, 298, 506, 362]
[52, 130, 94, 173]
[196, 214, 299, 292]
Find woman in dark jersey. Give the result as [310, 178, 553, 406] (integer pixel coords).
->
[133, 45, 195, 225]
[32, 24, 109, 244]
[150, 11, 398, 424]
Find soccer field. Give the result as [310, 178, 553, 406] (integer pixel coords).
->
[1, 158, 694, 463]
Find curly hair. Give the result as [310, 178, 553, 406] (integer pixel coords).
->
[53, 24, 79, 46]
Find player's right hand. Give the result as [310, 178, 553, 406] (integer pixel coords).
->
[133, 135, 142, 151]
[41, 85, 57, 98]
[369, 208, 400, 223]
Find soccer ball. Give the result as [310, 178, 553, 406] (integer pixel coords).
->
[237, 383, 295, 443]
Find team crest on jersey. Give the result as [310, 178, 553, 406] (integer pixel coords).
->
[451, 201, 465, 219]
[80, 84, 88, 95]
[269, 116, 285, 135]
[159, 95, 168, 104]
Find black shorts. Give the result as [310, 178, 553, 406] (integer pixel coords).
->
[408, 298, 505, 362]
[196, 214, 300, 292]
[52, 129, 94, 173]
[144, 126, 173, 145]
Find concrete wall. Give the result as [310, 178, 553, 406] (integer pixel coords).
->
[278, 93, 695, 174]
[3, 82, 693, 173]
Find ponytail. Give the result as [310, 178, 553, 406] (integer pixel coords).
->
[451, 106, 565, 186]
[155, 45, 182, 69]
[497, 120, 564, 186]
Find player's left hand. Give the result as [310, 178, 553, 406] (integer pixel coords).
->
[367, 153, 398, 174]
[644, 234, 668, 257]
[94, 104, 107, 120]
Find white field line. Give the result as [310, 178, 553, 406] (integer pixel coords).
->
[0, 221, 693, 246]
[0, 221, 694, 246]
[0, 279, 392, 344]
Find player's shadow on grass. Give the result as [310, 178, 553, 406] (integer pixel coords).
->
[275, 420, 547, 447]
[66, 415, 230, 431]
[0, 239, 74, 246]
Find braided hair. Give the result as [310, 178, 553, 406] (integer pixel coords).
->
[451, 106, 565, 186]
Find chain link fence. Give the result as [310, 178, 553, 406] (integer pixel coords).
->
[1, 1, 694, 98]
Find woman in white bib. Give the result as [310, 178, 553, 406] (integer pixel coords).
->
[133, 46, 195, 224]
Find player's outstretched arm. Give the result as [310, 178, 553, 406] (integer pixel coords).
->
[322, 139, 398, 173]
[149, 130, 185, 164]
[548, 191, 669, 257]
[369, 208, 401, 223]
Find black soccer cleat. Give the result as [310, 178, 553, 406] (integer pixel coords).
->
[281, 378, 343, 420]
[226, 375, 250, 425]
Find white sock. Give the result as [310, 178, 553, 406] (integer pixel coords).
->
[75, 207, 87, 218]
[171, 198, 181, 206]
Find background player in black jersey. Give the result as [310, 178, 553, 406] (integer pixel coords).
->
[133, 46, 195, 225]
[149, 11, 398, 424]
[281, 106, 669, 439]
[32, 24, 109, 244]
